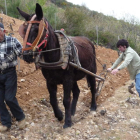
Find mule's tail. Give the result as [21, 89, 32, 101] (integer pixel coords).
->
[90, 40, 97, 74]
[86, 40, 97, 88]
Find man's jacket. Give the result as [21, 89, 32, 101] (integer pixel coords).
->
[111, 46, 140, 80]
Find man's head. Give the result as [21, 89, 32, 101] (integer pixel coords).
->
[0, 22, 5, 42]
[116, 39, 129, 52]
[117, 39, 129, 48]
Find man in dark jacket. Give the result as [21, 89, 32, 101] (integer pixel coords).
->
[0, 23, 25, 132]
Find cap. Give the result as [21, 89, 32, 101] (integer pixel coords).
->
[0, 23, 4, 29]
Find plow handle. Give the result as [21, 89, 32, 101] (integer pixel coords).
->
[69, 62, 105, 81]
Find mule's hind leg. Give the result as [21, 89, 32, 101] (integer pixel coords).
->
[47, 83, 63, 121]
[71, 82, 80, 116]
[86, 75, 97, 111]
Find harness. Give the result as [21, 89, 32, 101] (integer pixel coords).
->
[19, 14, 81, 70]
[35, 31, 81, 70]
[19, 14, 49, 52]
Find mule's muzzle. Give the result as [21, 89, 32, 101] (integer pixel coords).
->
[23, 50, 35, 63]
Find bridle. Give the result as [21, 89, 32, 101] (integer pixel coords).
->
[22, 14, 49, 52]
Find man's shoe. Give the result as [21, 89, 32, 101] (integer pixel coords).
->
[0, 125, 8, 132]
[18, 118, 26, 129]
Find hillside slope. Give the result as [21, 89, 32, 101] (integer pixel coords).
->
[0, 13, 137, 140]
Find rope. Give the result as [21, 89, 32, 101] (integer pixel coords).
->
[21, 48, 60, 56]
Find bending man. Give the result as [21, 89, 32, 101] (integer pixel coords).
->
[108, 39, 140, 96]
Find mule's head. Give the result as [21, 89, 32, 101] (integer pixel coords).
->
[17, 3, 48, 63]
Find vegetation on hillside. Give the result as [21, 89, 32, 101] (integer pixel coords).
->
[1, 0, 140, 54]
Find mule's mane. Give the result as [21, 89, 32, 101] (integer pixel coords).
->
[43, 18, 58, 49]
[42, 18, 60, 62]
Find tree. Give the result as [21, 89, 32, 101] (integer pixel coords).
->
[7, 0, 22, 18]
[63, 7, 88, 36]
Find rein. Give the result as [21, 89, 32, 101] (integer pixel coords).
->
[21, 48, 60, 55]
[22, 14, 49, 51]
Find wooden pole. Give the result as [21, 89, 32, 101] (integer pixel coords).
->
[96, 25, 98, 46]
[69, 62, 105, 81]
[4, 0, 7, 15]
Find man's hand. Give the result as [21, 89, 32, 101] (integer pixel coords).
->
[111, 69, 119, 75]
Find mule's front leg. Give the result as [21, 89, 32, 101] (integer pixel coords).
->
[63, 81, 73, 128]
[47, 83, 63, 121]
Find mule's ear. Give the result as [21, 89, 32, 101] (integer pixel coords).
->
[35, 3, 43, 20]
[17, 7, 30, 21]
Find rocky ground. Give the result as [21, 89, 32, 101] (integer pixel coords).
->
[0, 14, 139, 140]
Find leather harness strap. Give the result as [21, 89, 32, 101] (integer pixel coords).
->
[22, 14, 48, 51]
[32, 20, 45, 51]
[23, 14, 36, 50]
[23, 20, 45, 51]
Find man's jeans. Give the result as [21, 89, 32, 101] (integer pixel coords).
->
[0, 68, 25, 128]
[135, 73, 140, 96]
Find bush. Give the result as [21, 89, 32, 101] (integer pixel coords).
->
[63, 7, 88, 36]
[85, 30, 97, 42]
[99, 31, 117, 49]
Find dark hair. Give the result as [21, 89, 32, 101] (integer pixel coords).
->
[116, 39, 129, 48]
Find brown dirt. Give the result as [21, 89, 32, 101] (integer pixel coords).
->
[1, 13, 137, 140]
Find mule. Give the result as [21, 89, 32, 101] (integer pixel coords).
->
[17, 3, 97, 128]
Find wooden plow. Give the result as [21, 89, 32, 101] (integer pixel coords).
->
[69, 62, 107, 98]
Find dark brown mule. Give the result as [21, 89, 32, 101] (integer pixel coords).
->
[17, 3, 97, 128]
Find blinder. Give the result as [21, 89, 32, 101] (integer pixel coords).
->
[19, 24, 25, 38]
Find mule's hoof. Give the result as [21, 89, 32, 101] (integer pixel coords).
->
[63, 123, 72, 129]
[56, 111, 63, 121]
[90, 106, 97, 111]
[57, 116, 63, 121]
